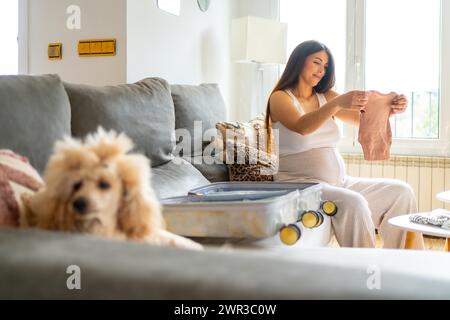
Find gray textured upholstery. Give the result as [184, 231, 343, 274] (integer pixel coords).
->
[171, 84, 226, 157]
[191, 156, 229, 182]
[1, 228, 450, 299]
[65, 78, 176, 167]
[151, 158, 210, 199]
[0, 74, 71, 173]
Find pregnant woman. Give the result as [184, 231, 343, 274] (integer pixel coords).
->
[266, 40, 423, 249]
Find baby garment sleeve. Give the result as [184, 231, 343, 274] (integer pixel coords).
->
[358, 91, 396, 161]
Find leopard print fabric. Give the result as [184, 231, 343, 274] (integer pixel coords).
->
[229, 164, 274, 181]
[227, 142, 278, 182]
[215, 113, 278, 182]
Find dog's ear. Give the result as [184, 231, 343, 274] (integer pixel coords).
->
[21, 189, 68, 230]
[20, 192, 37, 227]
[116, 154, 163, 239]
[87, 128, 134, 162]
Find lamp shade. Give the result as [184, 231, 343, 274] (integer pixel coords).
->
[231, 16, 288, 64]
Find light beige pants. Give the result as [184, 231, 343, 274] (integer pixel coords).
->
[275, 148, 424, 249]
[323, 176, 424, 249]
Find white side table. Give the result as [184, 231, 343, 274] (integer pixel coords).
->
[389, 210, 450, 252]
[436, 191, 450, 203]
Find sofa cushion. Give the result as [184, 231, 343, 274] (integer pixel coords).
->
[0, 74, 71, 173]
[171, 84, 226, 157]
[190, 156, 229, 182]
[2, 228, 450, 299]
[65, 78, 176, 167]
[151, 158, 209, 199]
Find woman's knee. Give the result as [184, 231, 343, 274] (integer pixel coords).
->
[324, 188, 371, 219]
[343, 193, 371, 218]
[386, 179, 416, 200]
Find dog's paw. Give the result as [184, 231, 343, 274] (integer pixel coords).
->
[149, 229, 204, 251]
[176, 237, 204, 251]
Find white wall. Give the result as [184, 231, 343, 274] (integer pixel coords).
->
[127, 0, 237, 118]
[232, 0, 281, 121]
[26, 0, 280, 121]
[28, 0, 127, 85]
[236, 0, 279, 20]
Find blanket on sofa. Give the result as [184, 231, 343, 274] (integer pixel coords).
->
[0, 150, 44, 226]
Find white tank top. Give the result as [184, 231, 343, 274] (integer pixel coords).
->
[272, 90, 341, 156]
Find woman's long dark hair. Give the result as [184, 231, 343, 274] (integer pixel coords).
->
[265, 40, 336, 154]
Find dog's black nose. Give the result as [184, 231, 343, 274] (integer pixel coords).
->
[72, 197, 88, 214]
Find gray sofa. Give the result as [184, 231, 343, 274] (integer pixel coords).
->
[1, 74, 450, 300]
[0, 74, 228, 198]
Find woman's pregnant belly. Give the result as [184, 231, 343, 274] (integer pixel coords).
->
[274, 147, 346, 186]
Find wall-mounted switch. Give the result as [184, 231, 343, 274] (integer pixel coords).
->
[48, 43, 62, 60]
[78, 38, 116, 57]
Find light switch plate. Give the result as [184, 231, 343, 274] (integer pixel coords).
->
[78, 38, 116, 57]
[48, 43, 62, 60]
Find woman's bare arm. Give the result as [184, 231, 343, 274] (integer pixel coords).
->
[270, 90, 367, 135]
[325, 90, 361, 127]
[269, 91, 341, 135]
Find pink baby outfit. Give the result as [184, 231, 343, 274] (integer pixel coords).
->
[358, 91, 396, 161]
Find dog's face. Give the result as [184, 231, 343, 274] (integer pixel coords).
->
[65, 163, 123, 236]
[22, 129, 203, 250]
[33, 129, 162, 240]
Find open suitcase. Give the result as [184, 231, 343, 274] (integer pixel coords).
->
[161, 182, 337, 248]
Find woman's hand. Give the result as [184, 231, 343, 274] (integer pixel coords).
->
[333, 90, 369, 112]
[390, 94, 408, 117]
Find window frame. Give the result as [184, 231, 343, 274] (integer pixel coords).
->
[18, 0, 28, 74]
[338, 0, 450, 157]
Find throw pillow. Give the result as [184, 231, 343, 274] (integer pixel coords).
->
[215, 113, 270, 155]
[0, 150, 44, 227]
[171, 83, 227, 157]
[0, 74, 71, 173]
[65, 77, 176, 168]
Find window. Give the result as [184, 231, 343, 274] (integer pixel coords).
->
[0, 0, 19, 75]
[280, 0, 347, 93]
[280, 0, 449, 156]
[366, 0, 440, 139]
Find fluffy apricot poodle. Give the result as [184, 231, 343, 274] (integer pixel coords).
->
[21, 128, 202, 250]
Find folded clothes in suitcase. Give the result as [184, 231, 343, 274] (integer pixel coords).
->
[161, 182, 328, 241]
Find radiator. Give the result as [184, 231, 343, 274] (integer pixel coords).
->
[341, 154, 450, 212]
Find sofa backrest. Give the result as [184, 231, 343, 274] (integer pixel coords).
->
[0, 74, 71, 173]
[65, 77, 176, 168]
[171, 83, 226, 157]
[0, 74, 229, 195]
[170, 83, 229, 182]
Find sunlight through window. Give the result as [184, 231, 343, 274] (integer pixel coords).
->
[0, 0, 19, 75]
[366, 0, 440, 139]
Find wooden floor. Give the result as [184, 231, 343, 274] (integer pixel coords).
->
[420, 235, 448, 251]
[329, 235, 447, 251]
